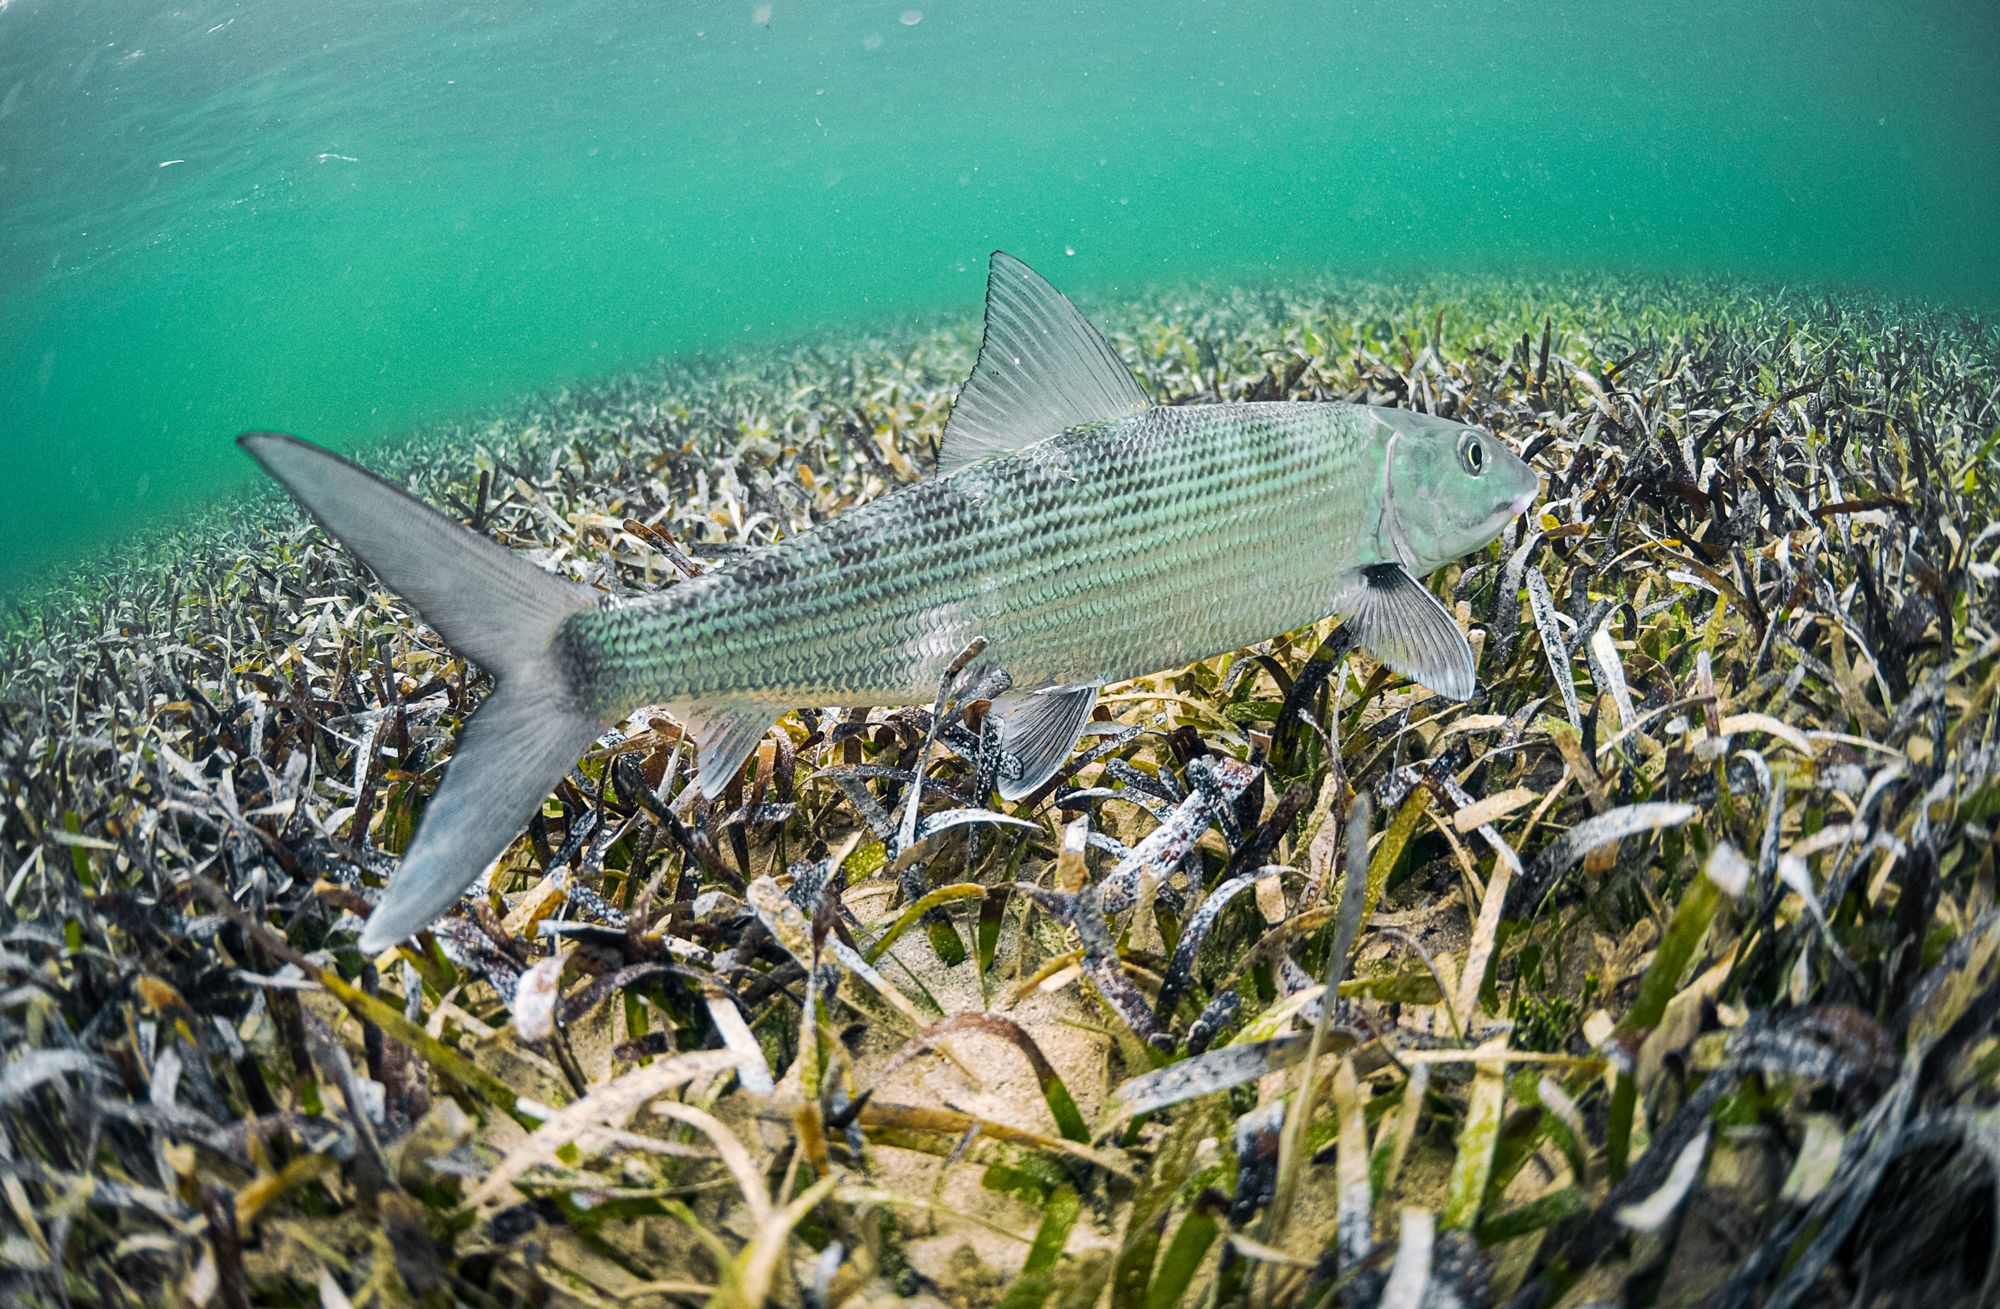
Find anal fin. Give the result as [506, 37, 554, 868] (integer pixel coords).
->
[674, 701, 779, 799]
[990, 683, 1101, 800]
[1336, 564, 1477, 700]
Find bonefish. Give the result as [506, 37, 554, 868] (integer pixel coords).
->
[242, 252, 1538, 951]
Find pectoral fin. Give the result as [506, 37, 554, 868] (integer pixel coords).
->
[1337, 564, 1476, 700]
[989, 683, 1101, 800]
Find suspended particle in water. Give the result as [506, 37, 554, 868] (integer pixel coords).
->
[862, 32, 883, 51]
[900, 9, 923, 24]
[752, 4, 772, 26]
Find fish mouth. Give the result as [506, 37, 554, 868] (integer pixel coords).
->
[1494, 489, 1537, 519]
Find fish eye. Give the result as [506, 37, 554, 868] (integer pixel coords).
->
[1458, 432, 1486, 477]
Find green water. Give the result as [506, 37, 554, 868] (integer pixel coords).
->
[2, 0, 1995, 595]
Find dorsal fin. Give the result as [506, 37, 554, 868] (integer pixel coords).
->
[937, 252, 1149, 475]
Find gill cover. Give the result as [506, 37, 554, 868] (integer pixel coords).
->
[1336, 408, 1539, 701]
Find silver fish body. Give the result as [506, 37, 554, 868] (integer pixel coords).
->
[240, 252, 1537, 951]
[574, 403, 1386, 708]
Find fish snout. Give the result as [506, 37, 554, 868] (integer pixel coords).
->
[1489, 479, 1537, 523]
[1496, 452, 1540, 520]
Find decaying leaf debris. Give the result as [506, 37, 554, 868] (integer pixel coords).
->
[2, 274, 1997, 1308]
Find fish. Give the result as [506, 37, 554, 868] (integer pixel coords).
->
[240, 252, 1539, 951]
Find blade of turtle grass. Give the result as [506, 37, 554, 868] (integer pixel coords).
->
[1438, 1032, 1509, 1233]
[833, 1183, 1040, 1247]
[859, 1101, 1133, 1178]
[1475, 1183, 1585, 1244]
[648, 1099, 776, 1229]
[1395, 1048, 1596, 1071]
[1153, 870, 1263, 1027]
[1112, 1110, 1210, 1309]
[1378, 1208, 1437, 1309]
[703, 982, 776, 1095]
[1021, 880, 1169, 1053]
[1427, 773, 1526, 1020]
[1605, 840, 1748, 1179]
[231, 1152, 342, 1232]
[1586, 621, 1639, 730]
[1364, 788, 1427, 923]
[1226, 981, 1335, 1046]
[1535, 1074, 1591, 1178]
[1197, 905, 1339, 1004]
[1100, 756, 1259, 916]
[187, 875, 530, 1122]
[605, 1278, 719, 1301]
[863, 882, 985, 963]
[716, 1174, 836, 1309]
[1525, 568, 1582, 729]
[0, 1050, 102, 1114]
[1329, 1058, 1373, 1271]
[1054, 810, 1090, 892]
[987, 1260, 1067, 1308]
[896, 636, 989, 851]
[882, 1013, 1090, 1142]
[1263, 794, 1370, 1253]
[1103, 1036, 1313, 1130]
[873, 938, 954, 1019]
[1527, 1052, 1744, 1302]
[1611, 1124, 1711, 1231]
[977, 871, 1020, 995]
[748, 875, 930, 1031]
[460, 1048, 747, 1210]
[1145, 1188, 1228, 1309]
[1371, 1061, 1431, 1197]
[1012, 1185, 1082, 1286]
[1516, 801, 1698, 916]
[1010, 947, 1086, 1000]
[198, 1187, 254, 1309]
[58, 809, 97, 888]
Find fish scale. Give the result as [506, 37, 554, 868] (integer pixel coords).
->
[570, 401, 1381, 709]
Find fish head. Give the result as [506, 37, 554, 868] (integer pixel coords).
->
[1373, 408, 1539, 573]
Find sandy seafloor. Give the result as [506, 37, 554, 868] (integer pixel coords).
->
[2, 274, 1998, 1308]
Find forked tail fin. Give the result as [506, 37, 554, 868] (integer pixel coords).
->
[238, 432, 603, 952]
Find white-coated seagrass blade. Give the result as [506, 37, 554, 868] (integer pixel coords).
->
[1336, 564, 1477, 700]
[938, 252, 1150, 475]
